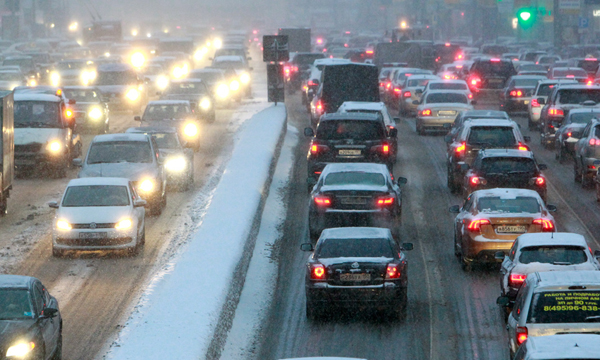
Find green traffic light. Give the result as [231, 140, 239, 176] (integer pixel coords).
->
[519, 11, 531, 21]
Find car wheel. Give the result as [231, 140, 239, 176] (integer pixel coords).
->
[460, 252, 472, 272]
[51, 331, 62, 360]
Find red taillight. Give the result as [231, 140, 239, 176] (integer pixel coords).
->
[386, 264, 401, 279]
[516, 326, 528, 346]
[510, 90, 523, 97]
[403, 91, 411, 97]
[316, 100, 323, 111]
[467, 219, 490, 232]
[386, 83, 392, 89]
[456, 54, 463, 60]
[586, 58, 598, 61]
[567, 132, 572, 137]
[394, 87, 402, 94]
[535, 176, 545, 186]
[310, 144, 318, 154]
[382, 143, 390, 154]
[468, 94, 473, 99]
[509, 273, 527, 287]
[421, 109, 432, 116]
[470, 176, 481, 185]
[310, 143, 328, 155]
[531, 98, 540, 107]
[490, 58, 501, 62]
[377, 196, 395, 206]
[588, 79, 594, 85]
[455, 142, 466, 154]
[65, 108, 73, 118]
[533, 218, 554, 232]
[308, 80, 315, 86]
[566, 74, 575, 78]
[284, 66, 290, 74]
[314, 196, 331, 207]
[366, 50, 374, 54]
[548, 108, 564, 117]
[311, 264, 326, 280]
[590, 138, 600, 146]
[470, 77, 481, 86]
[518, 142, 528, 151]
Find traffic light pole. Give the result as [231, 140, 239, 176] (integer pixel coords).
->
[553, 0, 560, 47]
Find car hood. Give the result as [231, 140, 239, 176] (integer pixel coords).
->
[0, 319, 37, 346]
[15, 128, 63, 146]
[78, 162, 158, 181]
[57, 206, 132, 224]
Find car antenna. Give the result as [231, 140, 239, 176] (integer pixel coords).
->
[551, 232, 554, 239]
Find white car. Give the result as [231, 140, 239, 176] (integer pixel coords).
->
[421, 79, 473, 103]
[415, 90, 473, 135]
[49, 177, 146, 256]
[514, 334, 600, 360]
[398, 74, 439, 115]
[527, 79, 577, 129]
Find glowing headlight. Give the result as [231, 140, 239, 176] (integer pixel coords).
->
[240, 73, 250, 84]
[6, 342, 35, 357]
[138, 179, 154, 192]
[172, 66, 184, 79]
[230, 80, 240, 91]
[194, 50, 204, 61]
[126, 88, 140, 102]
[50, 72, 60, 86]
[165, 157, 187, 172]
[216, 84, 229, 98]
[47, 140, 62, 153]
[88, 107, 103, 120]
[27, 79, 37, 87]
[56, 220, 72, 231]
[115, 219, 133, 230]
[214, 38, 223, 49]
[200, 98, 211, 110]
[131, 52, 146, 68]
[183, 123, 198, 137]
[156, 76, 169, 90]
[87, 70, 97, 80]
[9, 83, 19, 90]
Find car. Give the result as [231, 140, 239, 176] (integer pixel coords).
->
[513, 334, 600, 360]
[387, 68, 433, 107]
[139, 64, 170, 94]
[159, 79, 216, 123]
[450, 188, 556, 271]
[308, 163, 406, 239]
[280, 358, 367, 360]
[126, 126, 194, 191]
[446, 119, 530, 193]
[527, 79, 577, 129]
[304, 58, 351, 107]
[397, 74, 439, 116]
[50, 59, 97, 87]
[461, 149, 548, 201]
[500, 271, 600, 357]
[535, 54, 562, 69]
[283, 52, 324, 91]
[467, 58, 517, 94]
[568, 57, 600, 77]
[0, 275, 62, 360]
[415, 90, 473, 135]
[554, 107, 600, 162]
[188, 68, 235, 107]
[301, 227, 413, 320]
[304, 113, 397, 189]
[93, 63, 147, 113]
[520, 51, 547, 62]
[498, 232, 599, 306]
[515, 64, 548, 77]
[63, 86, 109, 134]
[445, 110, 511, 144]
[75, 133, 167, 215]
[49, 177, 146, 256]
[547, 67, 589, 83]
[573, 118, 600, 187]
[211, 55, 252, 98]
[499, 75, 547, 113]
[421, 79, 473, 102]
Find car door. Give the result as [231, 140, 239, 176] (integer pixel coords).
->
[33, 282, 56, 358]
[129, 182, 144, 236]
[576, 122, 592, 163]
[455, 195, 474, 241]
[507, 284, 528, 353]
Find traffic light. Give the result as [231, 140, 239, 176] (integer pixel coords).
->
[516, 7, 536, 29]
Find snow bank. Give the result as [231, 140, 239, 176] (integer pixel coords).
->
[108, 104, 287, 360]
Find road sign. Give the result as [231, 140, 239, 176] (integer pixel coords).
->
[267, 64, 285, 103]
[559, 0, 580, 10]
[263, 35, 289, 62]
[579, 16, 590, 28]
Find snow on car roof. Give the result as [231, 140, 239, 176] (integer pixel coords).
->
[146, 100, 190, 105]
[534, 270, 600, 288]
[463, 119, 517, 127]
[338, 101, 386, 112]
[473, 188, 542, 200]
[320, 112, 381, 122]
[321, 163, 389, 177]
[428, 79, 468, 84]
[126, 126, 178, 134]
[479, 148, 534, 158]
[313, 58, 351, 66]
[14, 93, 61, 102]
[515, 233, 587, 248]
[0, 274, 35, 288]
[213, 55, 244, 62]
[526, 334, 600, 359]
[568, 107, 600, 114]
[461, 110, 509, 117]
[67, 177, 131, 187]
[92, 133, 149, 143]
[320, 227, 392, 240]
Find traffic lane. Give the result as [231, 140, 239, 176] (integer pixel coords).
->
[259, 97, 508, 360]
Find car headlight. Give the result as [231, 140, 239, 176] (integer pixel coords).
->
[156, 76, 169, 90]
[88, 107, 103, 120]
[27, 79, 37, 87]
[230, 80, 240, 91]
[138, 179, 154, 192]
[172, 66, 185, 79]
[131, 52, 145, 68]
[47, 140, 62, 153]
[56, 220, 72, 231]
[199, 98, 211, 110]
[50, 72, 60, 86]
[87, 69, 97, 80]
[216, 83, 229, 98]
[165, 156, 187, 172]
[183, 122, 198, 137]
[194, 50, 204, 61]
[6, 342, 35, 357]
[240, 72, 250, 84]
[115, 218, 133, 230]
[214, 38, 222, 49]
[126, 88, 140, 102]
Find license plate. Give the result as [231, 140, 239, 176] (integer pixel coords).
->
[496, 225, 527, 233]
[524, 100, 530, 105]
[341, 197, 367, 205]
[340, 273, 370, 281]
[79, 232, 108, 239]
[438, 111, 456, 116]
[489, 79, 502, 83]
[338, 149, 361, 156]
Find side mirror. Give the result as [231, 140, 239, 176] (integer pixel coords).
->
[396, 177, 408, 185]
[496, 296, 510, 307]
[300, 243, 314, 251]
[304, 127, 315, 137]
[449, 205, 461, 213]
[538, 164, 548, 170]
[134, 199, 147, 207]
[537, 97, 546, 105]
[134, 116, 141, 121]
[546, 204, 557, 212]
[68, 98, 76, 105]
[523, 136, 531, 142]
[444, 135, 453, 143]
[412, 100, 420, 105]
[42, 307, 58, 318]
[401, 242, 414, 251]
[459, 162, 469, 171]
[471, 100, 477, 105]
[494, 251, 506, 261]
[48, 201, 59, 209]
[72, 158, 83, 167]
[388, 128, 398, 137]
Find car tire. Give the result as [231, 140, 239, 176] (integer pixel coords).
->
[51, 332, 62, 360]
[460, 252, 472, 272]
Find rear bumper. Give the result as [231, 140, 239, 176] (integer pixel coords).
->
[306, 282, 405, 306]
[463, 237, 515, 263]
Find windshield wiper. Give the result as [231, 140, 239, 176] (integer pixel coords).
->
[584, 315, 600, 322]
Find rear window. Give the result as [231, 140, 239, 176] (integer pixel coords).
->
[513, 78, 542, 87]
[318, 238, 394, 258]
[481, 157, 536, 174]
[528, 291, 600, 323]
[430, 83, 467, 90]
[472, 60, 515, 77]
[558, 89, 600, 104]
[553, 69, 587, 78]
[408, 79, 431, 87]
[519, 246, 588, 265]
[324, 172, 385, 186]
[316, 120, 384, 140]
[536, 83, 557, 96]
[426, 92, 468, 104]
[477, 196, 540, 213]
[467, 126, 516, 147]
[570, 112, 597, 124]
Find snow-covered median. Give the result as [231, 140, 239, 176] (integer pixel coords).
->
[107, 104, 287, 360]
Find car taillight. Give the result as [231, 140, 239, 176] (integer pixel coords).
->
[548, 107, 564, 117]
[509, 273, 527, 288]
[65, 108, 73, 118]
[468, 94, 473, 99]
[470, 78, 481, 86]
[382, 143, 390, 154]
[386, 83, 392, 89]
[316, 100, 323, 112]
[590, 138, 600, 146]
[366, 50, 374, 54]
[310, 143, 329, 155]
[308, 80, 316, 86]
[314, 196, 331, 207]
[535, 176, 545, 186]
[376, 196, 395, 206]
[567, 132, 572, 137]
[284, 66, 290, 75]
[518, 142, 529, 151]
[455, 142, 466, 154]
[470, 176, 486, 186]
[421, 109, 432, 116]
[310, 264, 326, 280]
[386, 264, 401, 279]
[467, 219, 490, 232]
[394, 87, 402, 94]
[531, 98, 540, 107]
[516, 326, 528, 346]
[509, 89, 523, 97]
[587, 79, 594, 85]
[533, 218, 554, 232]
[403, 91, 411, 97]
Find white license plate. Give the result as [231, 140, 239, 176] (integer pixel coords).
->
[438, 111, 456, 116]
[79, 232, 107, 239]
[341, 197, 367, 205]
[338, 149, 361, 156]
[340, 273, 370, 281]
[496, 225, 527, 233]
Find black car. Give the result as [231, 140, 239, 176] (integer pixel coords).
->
[554, 107, 600, 162]
[499, 75, 546, 113]
[159, 79, 216, 123]
[0, 275, 62, 360]
[446, 110, 511, 143]
[467, 58, 517, 95]
[63, 86, 109, 134]
[461, 149, 548, 201]
[301, 227, 413, 320]
[304, 113, 397, 189]
[308, 163, 406, 240]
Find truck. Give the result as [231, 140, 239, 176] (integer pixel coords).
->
[82, 20, 122, 44]
[0, 91, 14, 215]
[278, 28, 311, 53]
[373, 41, 435, 70]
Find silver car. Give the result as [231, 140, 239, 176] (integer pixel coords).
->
[415, 90, 473, 135]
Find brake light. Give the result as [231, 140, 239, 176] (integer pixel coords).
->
[310, 143, 328, 155]
[376, 196, 395, 206]
[456, 54, 463, 60]
[590, 138, 600, 146]
[314, 196, 331, 207]
[509, 273, 527, 287]
[310, 144, 318, 154]
[421, 109, 432, 116]
[468, 94, 473, 99]
[516, 327, 528, 346]
[566, 75, 575, 78]
[510, 90, 523, 97]
[470, 77, 481, 86]
[403, 91, 411, 97]
[467, 219, 490, 231]
[455, 142, 466, 154]
[316, 100, 323, 112]
[308, 80, 316, 86]
[366, 50, 374, 54]
[548, 107, 564, 117]
[382, 143, 390, 154]
[394, 87, 402, 94]
[311, 264, 326, 280]
[533, 218, 554, 232]
[567, 132, 572, 137]
[386, 82, 392, 89]
[518, 142, 528, 151]
[586, 58, 598, 61]
[386, 264, 401, 279]
[535, 177, 545, 186]
[470, 176, 484, 185]
[588, 79, 594, 85]
[531, 98, 540, 107]
[284, 66, 290, 75]
[490, 58, 501, 62]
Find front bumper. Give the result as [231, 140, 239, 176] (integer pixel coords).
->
[53, 229, 138, 251]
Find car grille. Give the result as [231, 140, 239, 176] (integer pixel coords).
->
[56, 237, 132, 246]
[71, 223, 116, 229]
[15, 143, 42, 153]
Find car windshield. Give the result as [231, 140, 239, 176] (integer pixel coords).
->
[165, 82, 206, 95]
[150, 133, 180, 149]
[477, 196, 540, 213]
[143, 104, 190, 120]
[467, 126, 516, 147]
[528, 291, 600, 323]
[513, 78, 541, 87]
[316, 120, 384, 140]
[558, 89, 600, 104]
[96, 71, 138, 85]
[0, 72, 22, 81]
[408, 79, 431, 87]
[473, 61, 514, 76]
[554, 69, 587, 77]
[63, 89, 99, 102]
[481, 157, 536, 174]
[324, 172, 386, 186]
[190, 72, 222, 84]
[519, 246, 588, 265]
[0, 289, 33, 320]
[56, 62, 87, 70]
[430, 83, 467, 90]
[62, 185, 130, 207]
[318, 238, 394, 258]
[570, 112, 598, 124]
[14, 101, 60, 128]
[87, 141, 153, 164]
[426, 93, 468, 104]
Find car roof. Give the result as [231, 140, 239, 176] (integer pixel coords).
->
[320, 112, 381, 122]
[338, 101, 386, 111]
[321, 163, 390, 176]
[533, 270, 600, 288]
[406, 74, 439, 80]
[126, 126, 178, 134]
[0, 275, 35, 289]
[214, 55, 244, 62]
[14, 93, 61, 102]
[425, 90, 469, 96]
[428, 79, 468, 84]
[552, 67, 588, 72]
[568, 107, 600, 114]
[461, 110, 509, 118]
[538, 79, 578, 84]
[97, 63, 135, 72]
[314, 58, 351, 66]
[516, 232, 587, 248]
[146, 100, 190, 106]
[464, 119, 516, 127]
[556, 84, 600, 90]
[480, 148, 534, 158]
[320, 227, 392, 240]
[473, 188, 542, 199]
[170, 78, 204, 84]
[91, 133, 150, 143]
[510, 75, 547, 80]
[525, 334, 600, 359]
[67, 177, 131, 187]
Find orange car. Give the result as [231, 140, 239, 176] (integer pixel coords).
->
[449, 188, 556, 271]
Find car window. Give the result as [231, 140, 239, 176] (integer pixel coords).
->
[513, 78, 542, 87]
[324, 172, 386, 186]
[512, 284, 528, 319]
[519, 246, 588, 265]
[63, 89, 99, 102]
[317, 238, 394, 258]
[32, 284, 44, 315]
[430, 83, 467, 90]
[477, 196, 540, 213]
[426, 92, 468, 104]
[408, 79, 431, 87]
[143, 104, 190, 120]
[0, 289, 34, 319]
[316, 120, 384, 141]
[594, 126, 600, 138]
[467, 126, 516, 147]
[558, 89, 600, 104]
[62, 185, 130, 207]
[570, 112, 597, 124]
[14, 101, 61, 127]
[481, 157, 536, 174]
[536, 83, 556, 96]
[509, 240, 518, 261]
[149, 133, 180, 149]
[472, 61, 514, 77]
[527, 290, 600, 323]
[463, 196, 473, 211]
[87, 141, 153, 164]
